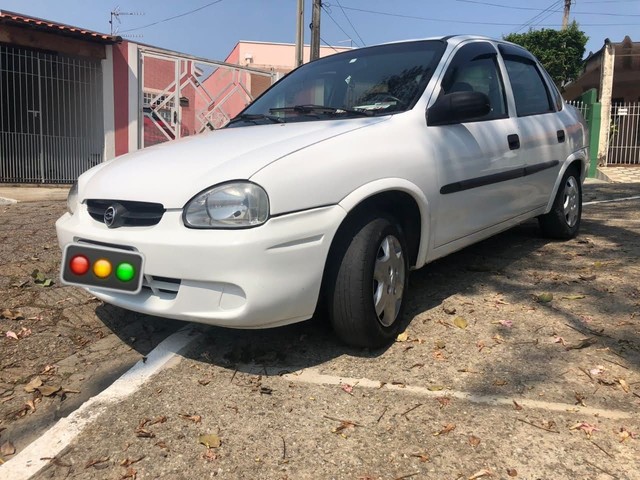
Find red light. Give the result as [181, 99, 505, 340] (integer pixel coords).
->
[69, 255, 90, 275]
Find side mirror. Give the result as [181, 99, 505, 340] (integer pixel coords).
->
[427, 91, 491, 126]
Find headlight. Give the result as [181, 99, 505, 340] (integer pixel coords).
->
[67, 181, 78, 214]
[183, 182, 269, 228]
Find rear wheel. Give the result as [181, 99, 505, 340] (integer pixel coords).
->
[328, 215, 409, 348]
[539, 167, 582, 239]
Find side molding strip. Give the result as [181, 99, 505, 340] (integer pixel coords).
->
[440, 160, 559, 195]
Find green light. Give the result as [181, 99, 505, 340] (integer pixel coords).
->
[116, 262, 135, 282]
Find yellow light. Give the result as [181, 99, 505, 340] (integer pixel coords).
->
[93, 258, 112, 279]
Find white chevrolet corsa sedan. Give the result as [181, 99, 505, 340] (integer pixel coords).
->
[57, 35, 588, 347]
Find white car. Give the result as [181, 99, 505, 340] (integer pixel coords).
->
[57, 35, 588, 348]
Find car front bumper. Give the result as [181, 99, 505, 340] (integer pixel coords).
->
[56, 204, 346, 328]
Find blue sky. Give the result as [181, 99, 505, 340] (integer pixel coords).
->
[2, 0, 639, 60]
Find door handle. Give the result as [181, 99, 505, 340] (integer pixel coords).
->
[507, 134, 520, 150]
[557, 129, 565, 143]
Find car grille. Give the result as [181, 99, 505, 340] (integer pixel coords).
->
[86, 200, 165, 227]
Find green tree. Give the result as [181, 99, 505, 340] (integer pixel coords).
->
[504, 22, 588, 87]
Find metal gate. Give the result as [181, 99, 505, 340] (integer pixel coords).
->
[139, 49, 276, 148]
[0, 45, 103, 184]
[608, 102, 640, 165]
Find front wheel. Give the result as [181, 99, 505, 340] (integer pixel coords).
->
[538, 167, 582, 239]
[328, 216, 409, 348]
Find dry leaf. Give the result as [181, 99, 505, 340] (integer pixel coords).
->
[120, 467, 137, 480]
[5, 331, 18, 340]
[499, 320, 513, 328]
[38, 386, 61, 397]
[1, 309, 24, 320]
[24, 377, 43, 393]
[198, 434, 221, 448]
[468, 435, 481, 447]
[120, 456, 145, 467]
[454, 316, 468, 329]
[197, 379, 210, 386]
[512, 400, 523, 411]
[493, 379, 508, 386]
[443, 306, 456, 315]
[553, 336, 567, 346]
[506, 467, 518, 477]
[536, 293, 553, 303]
[85, 456, 109, 469]
[468, 468, 492, 479]
[570, 422, 599, 437]
[341, 384, 354, 394]
[433, 423, 456, 436]
[436, 396, 451, 409]
[410, 453, 430, 462]
[565, 337, 597, 351]
[562, 294, 586, 300]
[427, 385, 444, 391]
[618, 379, 630, 393]
[396, 332, 409, 342]
[178, 414, 201, 424]
[0, 441, 16, 456]
[618, 427, 636, 443]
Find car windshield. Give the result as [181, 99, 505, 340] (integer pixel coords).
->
[230, 40, 445, 126]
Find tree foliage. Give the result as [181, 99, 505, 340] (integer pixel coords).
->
[504, 22, 588, 87]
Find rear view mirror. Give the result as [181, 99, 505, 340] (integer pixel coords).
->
[427, 91, 491, 126]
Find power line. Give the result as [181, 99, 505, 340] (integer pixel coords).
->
[120, 0, 224, 33]
[514, 0, 562, 32]
[336, 0, 366, 46]
[455, 0, 640, 17]
[336, 4, 640, 26]
[321, 4, 361, 47]
[320, 37, 340, 53]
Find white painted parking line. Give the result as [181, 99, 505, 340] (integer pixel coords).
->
[584, 195, 640, 206]
[281, 367, 634, 420]
[0, 326, 198, 480]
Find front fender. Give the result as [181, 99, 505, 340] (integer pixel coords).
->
[338, 178, 431, 268]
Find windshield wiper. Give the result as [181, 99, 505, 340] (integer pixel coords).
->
[227, 113, 285, 125]
[269, 105, 373, 117]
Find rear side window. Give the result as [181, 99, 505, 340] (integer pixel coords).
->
[503, 58, 553, 117]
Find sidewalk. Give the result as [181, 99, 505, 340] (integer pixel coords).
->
[0, 186, 68, 203]
[597, 165, 640, 183]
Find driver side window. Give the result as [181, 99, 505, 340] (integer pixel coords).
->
[442, 42, 507, 120]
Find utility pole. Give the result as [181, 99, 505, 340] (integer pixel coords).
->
[295, 0, 304, 67]
[310, 0, 322, 61]
[562, 0, 571, 30]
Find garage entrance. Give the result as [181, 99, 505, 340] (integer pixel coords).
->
[0, 44, 104, 184]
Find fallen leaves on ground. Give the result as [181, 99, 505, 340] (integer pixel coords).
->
[198, 433, 221, 448]
[134, 419, 157, 438]
[85, 456, 109, 469]
[24, 376, 43, 393]
[499, 320, 513, 328]
[468, 435, 481, 448]
[396, 332, 409, 342]
[468, 469, 492, 479]
[120, 456, 145, 467]
[410, 452, 430, 462]
[506, 467, 518, 477]
[1, 309, 24, 320]
[618, 427, 637, 442]
[0, 441, 16, 456]
[565, 337, 597, 351]
[536, 293, 553, 303]
[512, 400, 523, 411]
[341, 384, 354, 395]
[570, 422, 599, 437]
[617, 379, 630, 393]
[433, 423, 456, 436]
[562, 294, 586, 300]
[454, 317, 468, 329]
[38, 385, 61, 397]
[178, 414, 201, 424]
[5, 327, 31, 340]
[119, 467, 137, 479]
[436, 396, 451, 409]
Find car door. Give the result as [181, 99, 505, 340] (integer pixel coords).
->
[498, 44, 567, 209]
[430, 41, 528, 249]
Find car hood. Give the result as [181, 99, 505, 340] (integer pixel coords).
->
[81, 117, 388, 208]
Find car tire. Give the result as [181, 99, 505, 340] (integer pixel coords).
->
[538, 166, 582, 239]
[328, 215, 409, 348]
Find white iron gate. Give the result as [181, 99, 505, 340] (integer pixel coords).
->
[139, 49, 276, 148]
[608, 102, 640, 165]
[0, 45, 104, 184]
